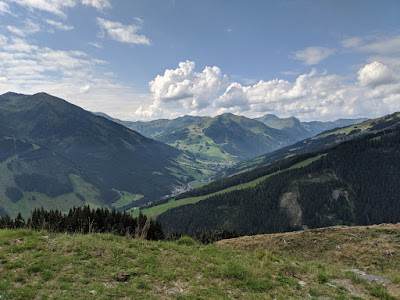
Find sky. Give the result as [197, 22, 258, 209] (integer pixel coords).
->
[0, 0, 399, 121]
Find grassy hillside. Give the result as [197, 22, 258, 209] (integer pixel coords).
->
[0, 226, 398, 299]
[0, 136, 103, 218]
[0, 92, 193, 217]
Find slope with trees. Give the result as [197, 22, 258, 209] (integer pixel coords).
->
[158, 122, 400, 235]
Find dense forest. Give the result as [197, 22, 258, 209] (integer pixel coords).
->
[158, 126, 400, 235]
[175, 151, 320, 200]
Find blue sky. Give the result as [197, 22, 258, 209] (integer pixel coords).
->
[0, 0, 399, 121]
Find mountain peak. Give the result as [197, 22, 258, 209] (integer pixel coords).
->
[0, 92, 24, 98]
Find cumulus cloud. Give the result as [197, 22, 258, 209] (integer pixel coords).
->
[82, 0, 111, 10]
[218, 63, 400, 120]
[46, 19, 74, 31]
[149, 60, 228, 108]
[293, 46, 335, 65]
[130, 54, 400, 121]
[97, 17, 150, 45]
[9, 0, 76, 18]
[216, 82, 249, 110]
[357, 61, 395, 87]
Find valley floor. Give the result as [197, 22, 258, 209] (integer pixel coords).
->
[0, 224, 399, 299]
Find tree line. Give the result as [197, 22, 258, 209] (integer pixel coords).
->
[0, 206, 238, 244]
[0, 206, 164, 241]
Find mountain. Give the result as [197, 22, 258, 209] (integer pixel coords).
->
[227, 113, 396, 175]
[156, 113, 400, 235]
[0, 92, 191, 217]
[97, 113, 295, 163]
[255, 114, 367, 141]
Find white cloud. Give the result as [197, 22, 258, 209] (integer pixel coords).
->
[0, 34, 150, 120]
[9, 0, 76, 18]
[134, 17, 144, 24]
[3, 37, 38, 52]
[25, 19, 40, 33]
[0, 1, 11, 14]
[97, 17, 150, 45]
[46, 19, 74, 31]
[147, 60, 228, 110]
[130, 54, 400, 121]
[82, 0, 111, 10]
[281, 70, 300, 76]
[293, 46, 335, 65]
[88, 42, 103, 48]
[341, 37, 362, 48]
[216, 82, 249, 110]
[342, 35, 400, 54]
[357, 61, 395, 87]
[6, 19, 40, 37]
[134, 61, 229, 119]
[7, 26, 25, 36]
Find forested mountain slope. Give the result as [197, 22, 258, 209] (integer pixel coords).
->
[0, 92, 191, 217]
[158, 122, 400, 235]
[227, 112, 399, 175]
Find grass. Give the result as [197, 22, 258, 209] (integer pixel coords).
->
[0, 225, 398, 299]
[133, 154, 326, 218]
[1, 173, 102, 219]
[113, 191, 143, 208]
[0, 151, 103, 218]
[170, 125, 237, 163]
[188, 181, 209, 189]
[217, 223, 400, 298]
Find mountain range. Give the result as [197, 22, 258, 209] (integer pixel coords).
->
[97, 112, 366, 164]
[255, 114, 367, 141]
[2, 91, 397, 236]
[135, 113, 400, 235]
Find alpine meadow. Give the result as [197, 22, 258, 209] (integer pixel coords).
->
[1, 1, 399, 299]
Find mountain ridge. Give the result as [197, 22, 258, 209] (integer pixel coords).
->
[0, 92, 192, 217]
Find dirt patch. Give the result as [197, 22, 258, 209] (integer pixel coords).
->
[331, 279, 368, 299]
[332, 189, 348, 201]
[280, 189, 302, 227]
